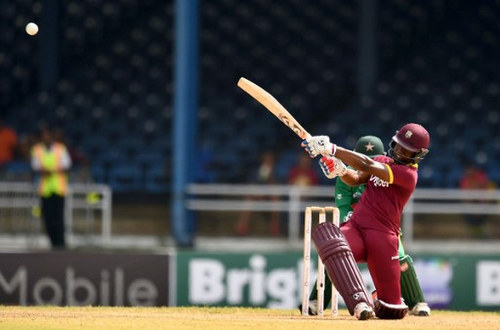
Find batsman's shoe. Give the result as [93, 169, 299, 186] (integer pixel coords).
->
[410, 302, 431, 316]
[298, 300, 318, 315]
[354, 302, 374, 320]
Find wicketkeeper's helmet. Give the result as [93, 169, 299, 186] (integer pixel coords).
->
[354, 135, 385, 158]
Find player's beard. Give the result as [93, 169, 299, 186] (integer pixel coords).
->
[388, 143, 415, 165]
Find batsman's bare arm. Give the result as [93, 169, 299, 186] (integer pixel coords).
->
[334, 147, 392, 186]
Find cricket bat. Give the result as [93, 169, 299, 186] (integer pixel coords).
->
[237, 77, 311, 140]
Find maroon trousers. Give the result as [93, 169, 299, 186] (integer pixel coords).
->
[340, 221, 402, 305]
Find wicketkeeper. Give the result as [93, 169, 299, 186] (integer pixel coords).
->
[301, 123, 430, 320]
[302, 135, 430, 317]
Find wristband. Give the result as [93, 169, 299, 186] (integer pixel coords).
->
[332, 144, 337, 156]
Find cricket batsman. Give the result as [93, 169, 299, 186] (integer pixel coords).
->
[301, 123, 430, 320]
[302, 135, 430, 317]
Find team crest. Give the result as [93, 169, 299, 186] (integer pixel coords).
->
[405, 130, 413, 138]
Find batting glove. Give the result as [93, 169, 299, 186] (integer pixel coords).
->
[319, 156, 347, 179]
[301, 135, 336, 158]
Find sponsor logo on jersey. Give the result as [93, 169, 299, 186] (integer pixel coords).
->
[369, 175, 389, 187]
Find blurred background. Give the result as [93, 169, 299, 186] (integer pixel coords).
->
[0, 0, 499, 310]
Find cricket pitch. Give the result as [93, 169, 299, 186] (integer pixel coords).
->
[1, 306, 499, 330]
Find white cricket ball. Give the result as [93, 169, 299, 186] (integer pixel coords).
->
[25, 22, 39, 36]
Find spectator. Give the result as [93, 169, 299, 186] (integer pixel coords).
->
[30, 126, 72, 249]
[459, 163, 495, 238]
[288, 153, 320, 187]
[0, 117, 18, 168]
[235, 150, 281, 236]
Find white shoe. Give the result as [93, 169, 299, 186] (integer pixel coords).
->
[354, 302, 374, 320]
[411, 302, 430, 316]
[308, 300, 318, 315]
[298, 300, 318, 315]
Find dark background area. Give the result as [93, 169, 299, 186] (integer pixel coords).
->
[1, 0, 499, 238]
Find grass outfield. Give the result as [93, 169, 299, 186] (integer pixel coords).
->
[1, 306, 499, 330]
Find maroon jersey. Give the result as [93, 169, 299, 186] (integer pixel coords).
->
[349, 155, 418, 235]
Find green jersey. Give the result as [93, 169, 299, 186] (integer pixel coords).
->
[334, 169, 366, 223]
[334, 135, 385, 223]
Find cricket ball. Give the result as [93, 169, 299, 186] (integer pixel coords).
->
[25, 22, 39, 36]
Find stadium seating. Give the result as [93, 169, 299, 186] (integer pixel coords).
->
[108, 164, 143, 192]
[2, 0, 499, 191]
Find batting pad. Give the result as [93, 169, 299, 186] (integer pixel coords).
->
[312, 222, 373, 315]
[400, 254, 426, 309]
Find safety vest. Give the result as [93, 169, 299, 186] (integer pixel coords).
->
[32, 143, 69, 197]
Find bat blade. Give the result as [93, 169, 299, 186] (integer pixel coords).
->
[237, 77, 310, 140]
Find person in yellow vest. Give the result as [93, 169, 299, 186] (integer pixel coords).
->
[30, 127, 72, 249]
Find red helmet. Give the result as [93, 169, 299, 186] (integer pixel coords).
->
[390, 123, 430, 164]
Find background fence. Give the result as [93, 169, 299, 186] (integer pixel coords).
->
[187, 184, 500, 252]
[1, 182, 498, 252]
[0, 182, 112, 249]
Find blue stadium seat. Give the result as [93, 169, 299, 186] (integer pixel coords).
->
[444, 168, 465, 188]
[2, 161, 32, 182]
[108, 164, 143, 192]
[113, 136, 144, 157]
[145, 167, 170, 193]
[81, 136, 109, 156]
[135, 152, 166, 172]
[90, 165, 107, 183]
[418, 166, 444, 188]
